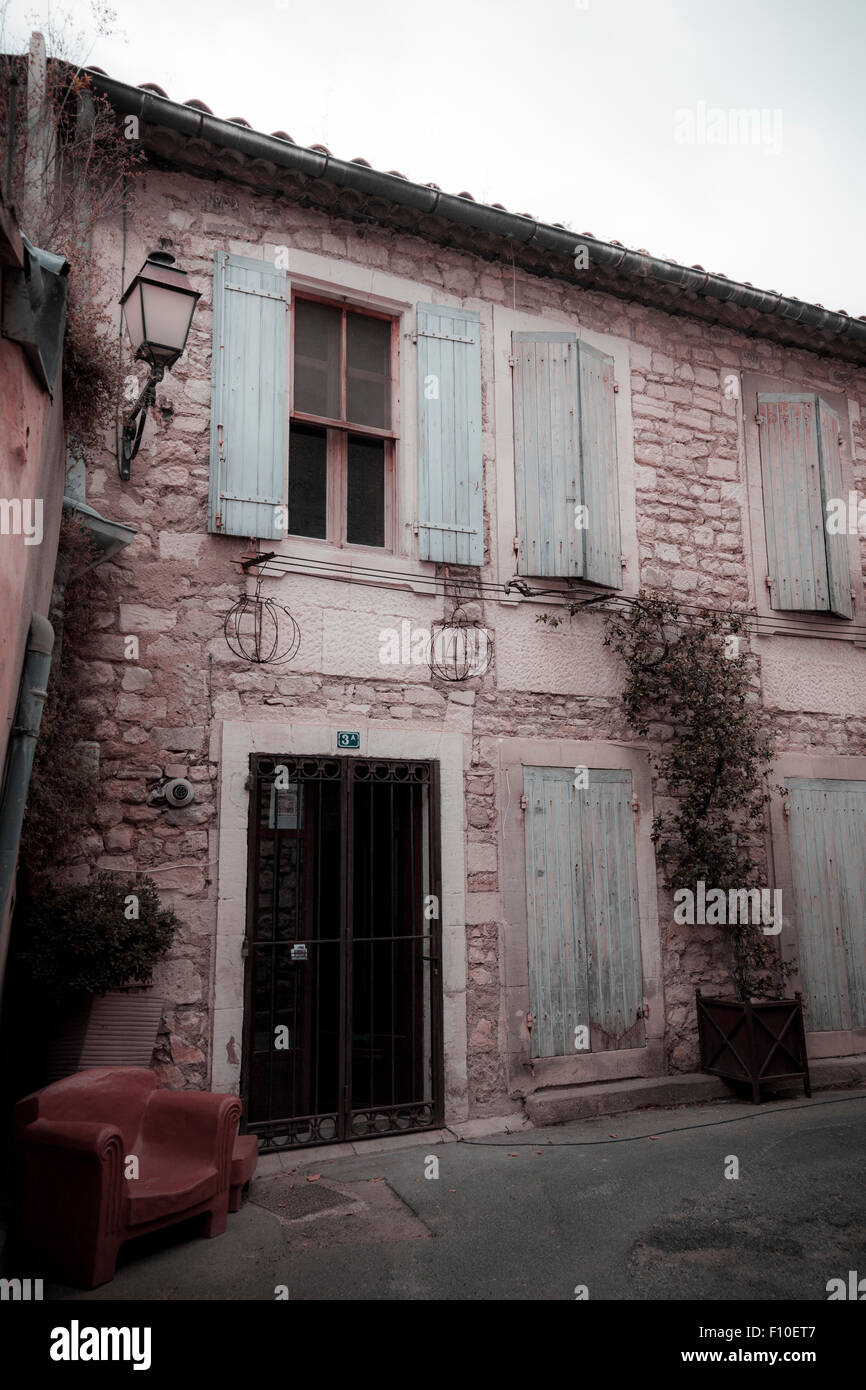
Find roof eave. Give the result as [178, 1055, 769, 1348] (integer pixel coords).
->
[84, 69, 866, 361]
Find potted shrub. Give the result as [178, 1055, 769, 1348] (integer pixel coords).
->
[599, 592, 810, 1100]
[17, 872, 181, 1082]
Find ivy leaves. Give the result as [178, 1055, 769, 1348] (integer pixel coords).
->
[603, 592, 794, 1000]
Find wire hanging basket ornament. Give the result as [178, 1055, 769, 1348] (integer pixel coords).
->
[429, 599, 493, 682]
[224, 573, 301, 665]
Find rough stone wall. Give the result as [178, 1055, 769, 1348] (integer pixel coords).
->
[66, 161, 866, 1108]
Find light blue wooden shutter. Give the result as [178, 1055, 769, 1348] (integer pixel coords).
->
[513, 334, 580, 579]
[512, 335, 620, 584]
[757, 393, 852, 617]
[209, 252, 289, 538]
[523, 766, 644, 1056]
[787, 778, 866, 1030]
[416, 304, 483, 564]
[578, 342, 621, 588]
[816, 400, 854, 618]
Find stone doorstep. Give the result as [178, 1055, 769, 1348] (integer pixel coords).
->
[248, 1060, 866, 1175]
[525, 1057, 866, 1128]
[526, 1073, 730, 1126]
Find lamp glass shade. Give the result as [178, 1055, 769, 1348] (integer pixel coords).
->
[121, 285, 145, 355]
[120, 253, 200, 369]
[140, 283, 197, 364]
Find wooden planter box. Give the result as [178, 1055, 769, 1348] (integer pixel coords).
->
[696, 989, 811, 1102]
[45, 989, 164, 1084]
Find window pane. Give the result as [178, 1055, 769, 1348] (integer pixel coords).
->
[347, 313, 390, 429]
[294, 299, 342, 419]
[347, 435, 385, 547]
[288, 424, 327, 538]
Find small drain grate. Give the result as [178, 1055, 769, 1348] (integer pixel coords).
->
[250, 1177, 354, 1222]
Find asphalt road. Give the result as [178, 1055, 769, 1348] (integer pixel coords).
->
[53, 1090, 866, 1302]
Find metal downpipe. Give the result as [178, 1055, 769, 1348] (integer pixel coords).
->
[0, 613, 55, 994]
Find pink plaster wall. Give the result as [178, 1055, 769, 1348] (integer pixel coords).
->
[0, 291, 66, 775]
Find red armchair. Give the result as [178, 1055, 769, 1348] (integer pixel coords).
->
[14, 1067, 251, 1288]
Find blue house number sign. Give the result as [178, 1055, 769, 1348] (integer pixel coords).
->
[337, 731, 360, 749]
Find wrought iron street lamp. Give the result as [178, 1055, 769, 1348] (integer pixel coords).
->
[118, 251, 200, 479]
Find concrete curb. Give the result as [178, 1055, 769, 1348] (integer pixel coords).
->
[251, 1060, 866, 1173]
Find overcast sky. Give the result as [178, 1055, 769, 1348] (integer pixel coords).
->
[6, 0, 866, 315]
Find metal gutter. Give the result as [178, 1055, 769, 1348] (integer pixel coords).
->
[0, 613, 54, 993]
[62, 495, 137, 572]
[86, 70, 866, 352]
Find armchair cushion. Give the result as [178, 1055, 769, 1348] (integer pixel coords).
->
[127, 1160, 219, 1227]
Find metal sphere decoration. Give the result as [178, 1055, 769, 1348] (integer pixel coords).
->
[224, 577, 301, 665]
[429, 601, 493, 682]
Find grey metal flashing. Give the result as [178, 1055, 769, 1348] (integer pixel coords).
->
[2, 232, 69, 395]
[85, 69, 866, 354]
[62, 495, 137, 571]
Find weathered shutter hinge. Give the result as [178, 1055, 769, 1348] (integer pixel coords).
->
[519, 793, 527, 811]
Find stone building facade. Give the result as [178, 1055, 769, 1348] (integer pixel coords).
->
[57, 68, 866, 1144]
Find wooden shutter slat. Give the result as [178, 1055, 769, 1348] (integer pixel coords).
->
[578, 341, 621, 588]
[513, 333, 580, 578]
[416, 304, 483, 565]
[757, 393, 828, 611]
[787, 778, 866, 1030]
[581, 772, 644, 1050]
[816, 399, 854, 618]
[524, 766, 590, 1056]
[209, 252, 289, 538]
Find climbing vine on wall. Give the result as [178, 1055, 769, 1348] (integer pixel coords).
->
[0, 12, 144, 455]
[602, 591, 794, 1000]
[540, 589, 795, 1000]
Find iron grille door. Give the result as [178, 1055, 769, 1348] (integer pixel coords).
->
[243, 754, 443, 1149]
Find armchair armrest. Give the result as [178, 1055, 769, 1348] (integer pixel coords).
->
[20, 1117, 123, 1159]
[15, 1117, 127, 1263]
